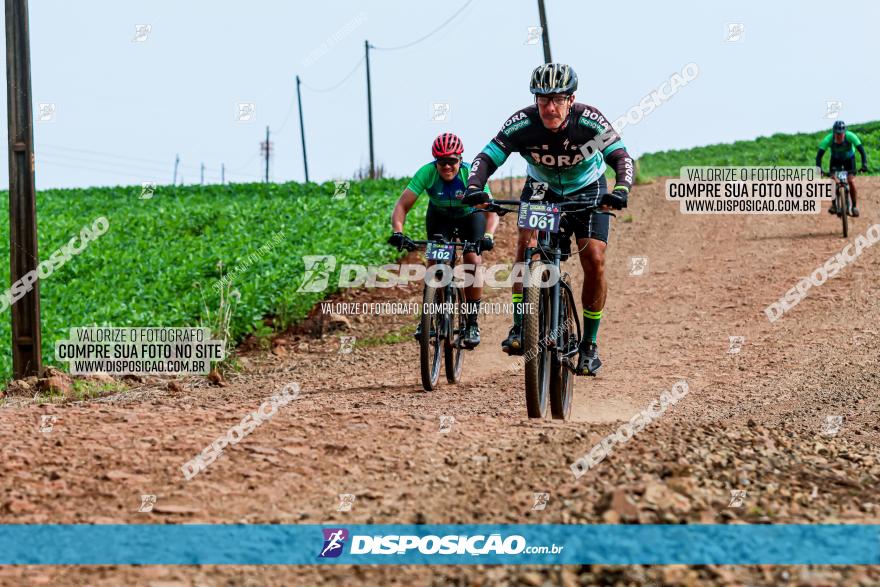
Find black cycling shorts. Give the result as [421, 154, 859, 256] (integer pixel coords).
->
[519, 175, 611, 243]
[829, 155, 856, 173]
[425, 205, 487, 252]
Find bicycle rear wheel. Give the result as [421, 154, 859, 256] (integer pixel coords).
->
[550, 274, 575, 420]
[420, 285, 443, 391]
[444, 285, 465, 383]
[523, 260, 550, 418]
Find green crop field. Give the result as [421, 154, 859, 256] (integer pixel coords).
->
[0, 179, 420, 382]
[636, 121, 880, 180]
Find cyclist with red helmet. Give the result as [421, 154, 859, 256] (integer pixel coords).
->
[389, 133, 498, 348]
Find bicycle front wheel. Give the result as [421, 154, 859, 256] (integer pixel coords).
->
[523, 260, 550, 418]
[444, 285, 465, 384]
[841, 186, 849, 238]
[420, 284, 443, 391]
[550, 274, 576, 420]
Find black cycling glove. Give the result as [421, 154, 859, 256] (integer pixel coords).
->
[388, 232, 410, 250]
[477, 233, 494, 254]
[601, 186, 629, 210]
[462, 187, 491, 206]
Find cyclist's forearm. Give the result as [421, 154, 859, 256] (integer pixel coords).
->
[485, 212, 499, 236]
[857, 145, 868, 168]
[816, 149, 825, 168]
[466, 153, 498, 190]
[605, 147, 634, 189]
[391, 190, 418, 232]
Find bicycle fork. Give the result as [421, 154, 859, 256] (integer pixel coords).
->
[548, 249, 562, 350]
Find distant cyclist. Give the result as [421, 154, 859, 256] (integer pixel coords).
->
[817, 120, 868, 217]
[388, 133, 498, 348]
[462, 63, 634, 376]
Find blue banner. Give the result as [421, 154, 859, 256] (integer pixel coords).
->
[0, 524, 877, 565]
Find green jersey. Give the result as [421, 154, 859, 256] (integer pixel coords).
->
[818, 131, 862, 159]
[406, 162, 491, 218]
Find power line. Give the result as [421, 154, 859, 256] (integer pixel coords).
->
[38, 151, 175, 177]
[228, 152, 260, 173]
[370, 0, 476, 51]
[299, 56, 365, 93]
[37, 156, 164, 182]
[40, 143, 179, 169]
[275, 103, 295, 134]
[39, 154, 261, 182]
[40, 143, 263, 179]
[39, 145, 262, 180]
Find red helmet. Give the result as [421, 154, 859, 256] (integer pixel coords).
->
[431, 133, 464, 159]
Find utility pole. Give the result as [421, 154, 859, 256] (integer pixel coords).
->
[172, 153, 179, 184]
[5, 0, 41, 377]
[537, 0, 552, 63]
[364, 40, 375, 179]
[296, 75, 309, 183]
[221, 163, 225, 184]
[260, 126, 272, 183]
[200, 162, 204, 185]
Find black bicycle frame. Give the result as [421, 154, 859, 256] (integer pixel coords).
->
[407, 230, 477, 342]
[487, 199, 607, 363]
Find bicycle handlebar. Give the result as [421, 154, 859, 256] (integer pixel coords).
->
[393, 235, 480, 253]
[407, 237, 478, 248]
[481, 198, 606, 217]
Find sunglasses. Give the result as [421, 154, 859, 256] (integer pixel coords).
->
[536, 95, 571, 107]
[435, 157, 461, 167]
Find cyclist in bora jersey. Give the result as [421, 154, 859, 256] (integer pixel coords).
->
[389, 133, 499, 348]
[462, 63, 634, 375]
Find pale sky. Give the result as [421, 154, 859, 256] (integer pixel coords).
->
[1, 0, 878, 189]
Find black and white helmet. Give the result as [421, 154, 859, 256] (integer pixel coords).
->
[529, 63, 578, 95]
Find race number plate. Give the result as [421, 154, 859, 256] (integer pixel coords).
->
[518, 202, 561, 233]
[425, 242, 455, 261]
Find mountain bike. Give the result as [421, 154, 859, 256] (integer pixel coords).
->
[485, 198, 611, 420]
[391, 230, 476, 391]
[829, 169, 854, 238]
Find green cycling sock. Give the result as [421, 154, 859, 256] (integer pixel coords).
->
[512, 293, 523, 326]
[582, 308, 602, 345]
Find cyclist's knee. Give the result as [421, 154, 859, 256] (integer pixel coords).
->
[579, 242, 605, 272]
[518, 228, 536, 243]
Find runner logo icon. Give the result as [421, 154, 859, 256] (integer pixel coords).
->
[318, 528, 349, 558]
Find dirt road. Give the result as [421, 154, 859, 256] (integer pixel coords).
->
[2, 177, 879, 586]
